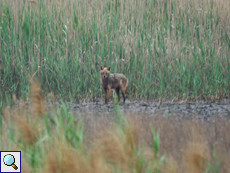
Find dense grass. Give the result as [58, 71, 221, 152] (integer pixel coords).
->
[1, 80, 229, 173]
[0, 0, 230, 102]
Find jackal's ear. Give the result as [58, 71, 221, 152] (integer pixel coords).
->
[107, 66, 111, 71]
[100, 66, 103, 70]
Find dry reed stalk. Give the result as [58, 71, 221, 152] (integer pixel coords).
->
[2, 106, 10, 122]
[42, 137, 89, 173]
[13, 94, 17, 103]
[90, 118, 143, 172]
[30, 78, 45, 118]
[184, 142, 209, 173]
[89, 151, 111, 173]
[16, 115, 38, 146]
[20, 99, 26, 109]
[183, 121, 210, 173]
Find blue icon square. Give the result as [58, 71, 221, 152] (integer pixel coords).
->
[0, 151, 21, 173]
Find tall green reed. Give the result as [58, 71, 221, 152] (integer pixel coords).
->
[0, 0, 229, 101]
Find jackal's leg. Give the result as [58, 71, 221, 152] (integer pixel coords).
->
[103, 88, 107, 104]
[115, 88, 120, 103]
[121, 89, 126, 103]
[106, 88, 111, 104]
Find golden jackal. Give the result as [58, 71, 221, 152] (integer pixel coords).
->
[100, 66, 128, 104]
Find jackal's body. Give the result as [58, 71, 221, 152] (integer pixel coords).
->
[100, 66, 128, 104]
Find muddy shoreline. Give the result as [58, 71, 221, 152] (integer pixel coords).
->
[48, 99, 230, 121]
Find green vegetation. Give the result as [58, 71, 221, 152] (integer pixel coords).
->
[0, 81, 227, 172]
[0, 81, 167, 172]
[1, 1, 229, 171]
[0, 0, 229, 101]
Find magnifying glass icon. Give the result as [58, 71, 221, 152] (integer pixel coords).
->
[3, 154, 18, 170]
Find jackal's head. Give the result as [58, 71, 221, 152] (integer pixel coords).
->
[100, 66, 111, 79]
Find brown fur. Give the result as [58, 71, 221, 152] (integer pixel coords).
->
[100, 66, 128, 104]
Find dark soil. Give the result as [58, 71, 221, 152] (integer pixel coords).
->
[49, 99, 230, 121]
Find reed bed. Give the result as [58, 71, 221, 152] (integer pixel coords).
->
[0, 0, 229, 102]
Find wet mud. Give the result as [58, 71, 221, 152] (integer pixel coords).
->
[50, 99, 230, 121]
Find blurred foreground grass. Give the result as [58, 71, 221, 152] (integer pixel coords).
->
[0, 79, 229, 173]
